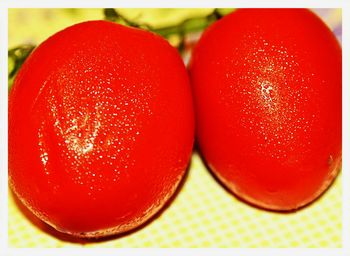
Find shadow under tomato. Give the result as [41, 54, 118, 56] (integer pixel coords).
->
[10, 157, 192, 245]
[193, 141, 342, 214]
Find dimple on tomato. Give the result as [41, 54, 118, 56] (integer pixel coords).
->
[189, 9, 341, 210]
[9, 20, 194, 237]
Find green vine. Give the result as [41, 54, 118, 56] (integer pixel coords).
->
[8, 44, 35, 89]
[104, 8, 229, 52]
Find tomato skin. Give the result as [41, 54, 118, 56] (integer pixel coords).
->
[9, 20, 194, 236]
[190, 9, 341, 210]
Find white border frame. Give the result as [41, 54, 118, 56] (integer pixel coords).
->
[1, 1, 348, 256]
[3, 248, 348, 256]
[4, 0, 346, 8]
[342, 1, 349, 255]
[0, 3, 8, 254]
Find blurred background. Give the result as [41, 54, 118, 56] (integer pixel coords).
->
[8, 8, 342, 47]
[8, 8, 342, 248]
[9, 9, 225, 47]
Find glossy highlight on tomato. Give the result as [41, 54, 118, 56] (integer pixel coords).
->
[189, 9, 342, 210]
[9, 20, 194, 237]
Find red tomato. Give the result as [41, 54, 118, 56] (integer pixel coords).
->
[9, 20, 194, 237]
[189, 9, 341, 210]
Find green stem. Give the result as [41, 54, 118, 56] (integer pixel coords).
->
[8, 44, 35, 90]
[104, 8, 227, 46]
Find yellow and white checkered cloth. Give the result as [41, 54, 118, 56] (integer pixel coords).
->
[9, 152, 342, 247]
[8, 8, 342, 248]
